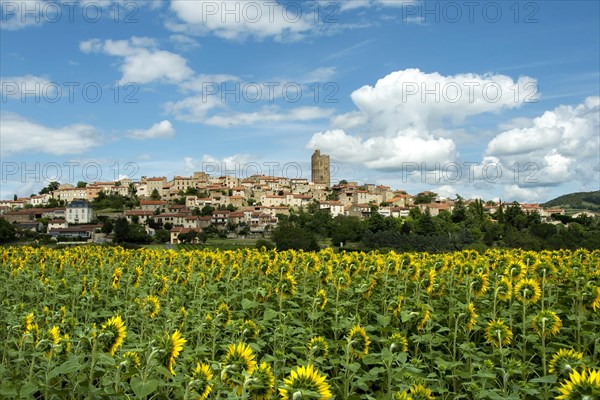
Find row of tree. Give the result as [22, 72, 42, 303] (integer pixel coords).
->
[269, 198, 600, 252]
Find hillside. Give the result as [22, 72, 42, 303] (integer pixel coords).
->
[543, 190, 600, 213]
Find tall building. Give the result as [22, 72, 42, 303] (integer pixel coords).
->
[311, 149, 330, 188]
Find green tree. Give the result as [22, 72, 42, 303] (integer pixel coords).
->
[452, 195, 467, 223]
[76, 181, 87, 188]
[271, 223, 320, 251]
[200, 205, 215, 216]
[101, 219, 114, 234]
[0, 219, 17, 243]
[150, 189, 161, 200]
[39, 181, 60, 195]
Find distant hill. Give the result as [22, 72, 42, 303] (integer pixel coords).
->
[543, 190, 600, 213]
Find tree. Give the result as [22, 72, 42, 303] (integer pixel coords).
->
[113, 218, 130, 243]
[451, 195, 467, 223]
[154, 229, 170, 244]
[76, 181, 88, 188]
[0, 219, 17, 243]
[330, 215, 363, 246]
[39, 181, 60, 195]
[414, 192, 437, 204]
[101, 219, 114, 234]
[271, 223, 320, 251]
[200, 205, 215, 216]
[415, 208, 438, 235]
[150, 189, 161, 200]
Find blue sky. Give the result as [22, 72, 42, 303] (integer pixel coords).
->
[1, 0, 599, 202]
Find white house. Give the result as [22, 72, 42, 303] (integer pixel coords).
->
[66, 200, 94, 224]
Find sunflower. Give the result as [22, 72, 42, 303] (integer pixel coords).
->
[394, 391, 411, 400]
[549, 349, 584, 376]
[532, 309, 562, 337]
[556, 369, 600, 399]
[221, 342, 257, 395]
[389, 333, 408, 353]
[334, 270, 352, 290]
[514, 278, 542, 304]
[241, 319, 260, 339]
[191, 362, 213, 400]
[308, 336, 329, 358]
[247, 362, 275, 400]
[62, 333, 71, 355]
[111, 267, 122, 289]
[464, 303, 478, 332]
[278, 364, 332, 400]
[155, 275, 169, 296]
[315, 288, 328, 310]
[591, 287, 600, 312]
[101, 315, 126, 355]
[122, 351, 141, 369]
[415, 304, 431, 331]
[276, 274, 297, 298]
[144, 295, 160, 318]
[348, 324, 371, 358]
[496, 276, 513, 301]
[22, 312, 34, 335]
[43, 325, 61, 356]
[163, 330, 186, 375]
[424, 268, 436, 295]
[409, 383, 435, 400]
[392, 295, 405, 318]
[215, 303, 232, 328]
[471, 272, 490, 297]
[485, 319, 513, 347]
[505, 260, 527, 281]
[133, 266, 142, 288]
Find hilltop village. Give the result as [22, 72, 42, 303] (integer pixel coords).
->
[0, 151, 575, 245]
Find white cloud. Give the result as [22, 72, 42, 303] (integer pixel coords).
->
[310, 68, 535, 171]
[305, 67, 337, 82]
[0, 75, 53, 100]
[344, 68, 537, 135]
[0, 0, 161, 30]
[0, 0, 50, 30]
[308, 129, 457, 168]
[128, 120, 175, 139]
[167, 0, 314, 41]
[485, 96, 599, 187]
[204, 106, 335, 127]
[181, 154, 256, 176]
[80, 37, 194, 84]
[169, 34, 201, 51]
[0, 112, 100, 156]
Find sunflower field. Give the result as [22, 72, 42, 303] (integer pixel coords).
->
[1, 246, 599, 399]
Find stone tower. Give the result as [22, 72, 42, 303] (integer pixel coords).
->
[311, 149, 330, 188]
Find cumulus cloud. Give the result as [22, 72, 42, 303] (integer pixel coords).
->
[0, 112, 100, 156]
[80, 36, 194, 84]
[169, 34, 201, 52]
[309, 68, 536, 171]
[167, 0, 314, 41]
[0, 75, 53, 100]
[308, 129, 457, 168]
[128, 120, 175, 139]
[484, 96, 599, 187]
